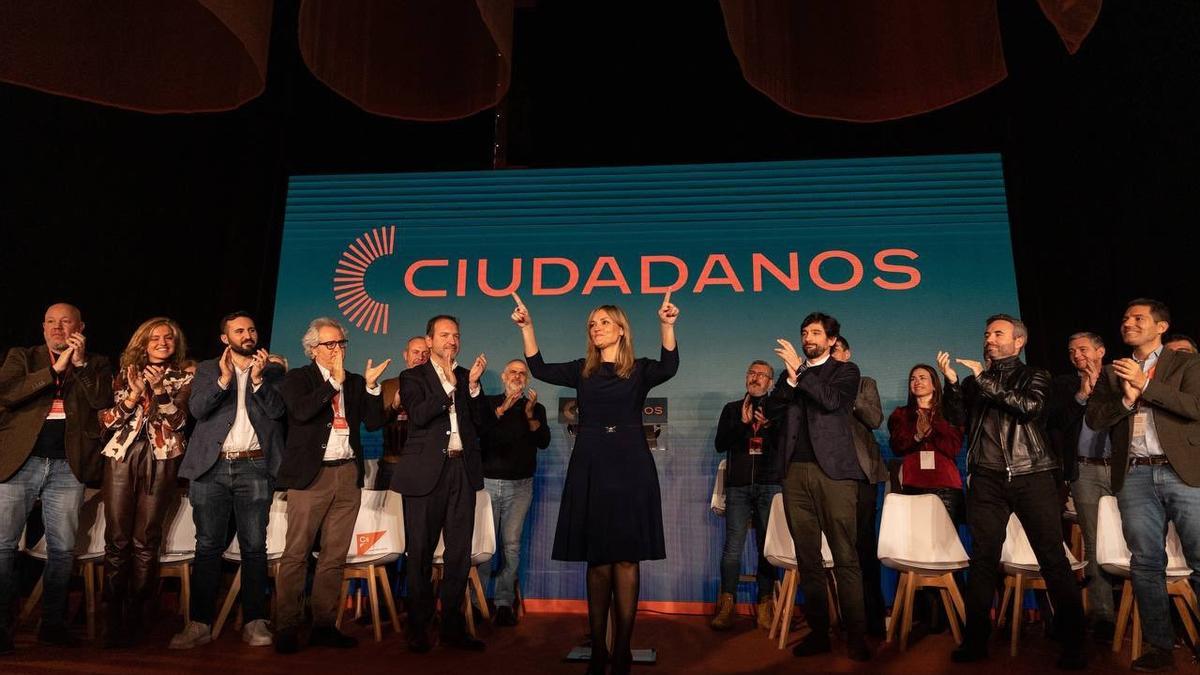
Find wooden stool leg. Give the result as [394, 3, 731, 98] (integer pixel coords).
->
[470, 567, 490, 621]
[887, 571, 909, 644]
[1172, 594, 1199, 647]
[998, 579, 1012, 628]
[899, 572, 917, 651]
[947, 579, 966, 622]
[83, 562, 96, 640]
[213, 569, 242, 639]
[1010, 574, 1024, 657]
[940, 585, 964, 645]
[376, 567, 402, 634]
[769, 578, 785, 640]
[777, 571, 796, 650]
[366, 566, 383, 642]
[1113, 580, 1133, 654]
[180, 563, 191, 625]
[1131, 603, 1142, 661]
[334, 577, 353, 630]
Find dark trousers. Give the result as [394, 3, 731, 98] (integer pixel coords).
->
[402, 458, 476, 640]
[855, 480, 885, 636]
[963, 469, 1083, 651]
[188, 457, 273, 625]
[782, 461, 867, 638]
[101, 446, 179, 623]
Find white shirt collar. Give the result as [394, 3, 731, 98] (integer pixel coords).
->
[805, 352, 832, 368]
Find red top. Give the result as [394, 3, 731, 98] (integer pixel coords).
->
[887, 405, 964, 490]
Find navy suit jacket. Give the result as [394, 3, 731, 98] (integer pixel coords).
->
[180, 357, 287, 481]
[766, 358, 864, 481]
[390, 360, 491, 497]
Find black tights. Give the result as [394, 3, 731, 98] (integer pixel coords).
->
[586, 561, 640, 671]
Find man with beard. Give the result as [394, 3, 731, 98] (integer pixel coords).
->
[942, 314, 1084, 669]
[477, 359, 550, 627]
[0, 303, 111, 654]
[1087, 299, 1200, 672]
[390, 315, 490, 653]
[375, 336, 431, 490]
[711, 359, 779, 631]
[766, 312, 869, 662]
[171, 311, 288, 649]
[1046, 331, 1116, 643]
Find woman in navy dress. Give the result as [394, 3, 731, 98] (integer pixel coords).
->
[511, 292, 679, 675]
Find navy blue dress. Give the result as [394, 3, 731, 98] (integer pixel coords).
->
[527, 346, 679, 564]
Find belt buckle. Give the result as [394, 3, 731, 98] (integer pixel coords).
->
[604, 425, 617, 433]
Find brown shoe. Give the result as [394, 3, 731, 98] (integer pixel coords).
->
[710, 593, 736, 631]
[756, 598, 774, 630]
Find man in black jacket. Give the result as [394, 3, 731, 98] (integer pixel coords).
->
[1046, 331, 1115, 643]
[274, 317, 390, 654]
[766, 312, 869, 662]
[942, 314, 1084, 670]
[390, 315, 490, 653]
[711, 359, 779, 631]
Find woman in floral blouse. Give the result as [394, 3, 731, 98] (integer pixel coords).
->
[97, 317, 194, 647]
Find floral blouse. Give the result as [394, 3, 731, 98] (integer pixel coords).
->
[99, 367, 194, 461]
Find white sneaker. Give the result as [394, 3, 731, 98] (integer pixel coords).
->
[242, 619, 273, 647]
[169, 621, 212, 650]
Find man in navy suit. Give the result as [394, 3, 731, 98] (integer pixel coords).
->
[170, 312, 286, 650]
[391, 315, 490, 653]
[767, 312, 869, 662]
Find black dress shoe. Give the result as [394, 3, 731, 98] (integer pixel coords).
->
[408, 634, 432, 653]
[1131, 646, 1175, 672]
[791, 635, 831, 657]
[38, 623, 79, 647]
[441, 632, 486, 652]
[274, 627, 301, 654]
[494, 605, 518, 627]
[309, 626, 358, 649]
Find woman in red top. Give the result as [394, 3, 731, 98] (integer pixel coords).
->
[887, 363, 964, 521]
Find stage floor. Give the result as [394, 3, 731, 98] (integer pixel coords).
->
[0, 608, 1165, 674]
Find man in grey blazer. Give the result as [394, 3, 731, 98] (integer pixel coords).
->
[831, 336, 889, 638]
[170, 312, 287, 650]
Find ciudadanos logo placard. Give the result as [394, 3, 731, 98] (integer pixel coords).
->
[332, 225, 923, 336]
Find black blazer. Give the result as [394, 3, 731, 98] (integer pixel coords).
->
[764, 358, 862, 481]
[277, 362, 386, 490]
[390, 360, 491, 497]
[1046, 372, 1109, 483]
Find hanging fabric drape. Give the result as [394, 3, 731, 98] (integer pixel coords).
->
[0, 0, 273, 113]
[718, 0, 1101, 122]
[297, 0, 514, 122]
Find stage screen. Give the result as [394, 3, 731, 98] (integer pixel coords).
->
[271, 154, 1019, 609]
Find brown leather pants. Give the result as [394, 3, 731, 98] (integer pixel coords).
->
[101, 440, 179, 631]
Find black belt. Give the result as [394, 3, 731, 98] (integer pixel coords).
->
[322, 458, 355, 467]
[444, 448, 463, 458]
[1129, 456, 1170, 467]
[1077, 456, 1110, 466]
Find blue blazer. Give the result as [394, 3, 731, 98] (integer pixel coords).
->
[180, 358, 287, 481]
[766, 358, 864, 481]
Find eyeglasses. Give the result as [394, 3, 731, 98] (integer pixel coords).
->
[316, 340, 350, 351]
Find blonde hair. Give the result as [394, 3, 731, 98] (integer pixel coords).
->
[582, 305, 635, 379]
[119, 317, 188, 372]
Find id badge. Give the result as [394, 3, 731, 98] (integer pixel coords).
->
[748, 436, 763, 456]
[333, 415, 350, 436]
[1132, 411, 1147, 440]
[920, 450, 936, 471]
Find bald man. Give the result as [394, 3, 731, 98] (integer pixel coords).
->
[0, 304, 112, 653]
[376, 337, 431, 489]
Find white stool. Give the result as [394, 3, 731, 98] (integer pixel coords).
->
[332, 488, 406, 642]
[20, 487, 106, 640]
[876, 492, 969, 650]
[762, 492, 837, 649]
[433, 489, 496, 638]
[997, 512, 1088, 656]
[213, 492, 289, 638]
[158, 491, 196, 625]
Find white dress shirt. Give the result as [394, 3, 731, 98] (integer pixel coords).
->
[430, 360, 481, 452]
[219, 365, 262, 453]
[316, 363, 381, 461]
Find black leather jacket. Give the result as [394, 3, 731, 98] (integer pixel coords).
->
[943, 355, 1058, 478]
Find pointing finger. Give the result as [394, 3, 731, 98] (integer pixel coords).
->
[511, 292, 525, 309]
[662, 290, 671, 307]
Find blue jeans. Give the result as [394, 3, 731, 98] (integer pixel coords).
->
[0, 457, 85, 630]
[1117, 463, 1200, 651]
[721, 483, 781, 597]
[188, 457, 273, 624]
[480, 477, 533, 608]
